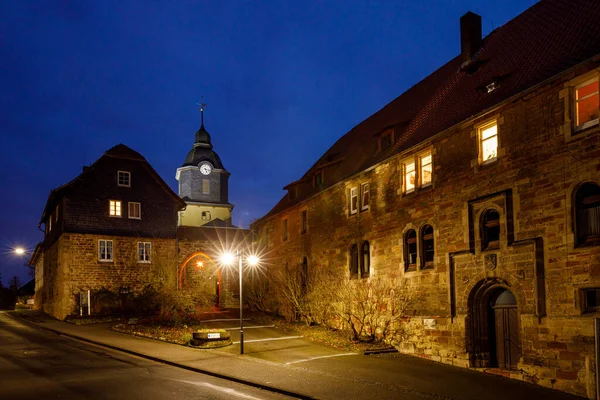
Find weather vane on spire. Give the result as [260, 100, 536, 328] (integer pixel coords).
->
[196, 97, 207, 127]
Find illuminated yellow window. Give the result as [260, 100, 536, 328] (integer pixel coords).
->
[404, 161, 416, 192]
[420, 152, 432, 186]
[109, 200, 122, 217]
[479, 122, 498, 163]
[575, 79, 599, 131]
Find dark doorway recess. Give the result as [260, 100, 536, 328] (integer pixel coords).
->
[467, 280, 521, 370]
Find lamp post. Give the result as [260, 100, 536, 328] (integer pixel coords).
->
[220, 251, 259, 355]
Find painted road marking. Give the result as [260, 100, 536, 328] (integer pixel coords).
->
[178, 380, 265, 399]
[225, 325, 275, 331]
[285, 353, 359, 365]
[232, 335, 303, 344]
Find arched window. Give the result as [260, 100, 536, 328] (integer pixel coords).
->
[482, 209, 500, 250]
[349, 244, 359, 278]
[575, 183, 600, 246]
[404, 230, 417, 271]
[360, 241, 370, 278]
[421, 225, 434, 269]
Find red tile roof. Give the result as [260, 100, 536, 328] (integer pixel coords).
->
[260, 0, 600, 221]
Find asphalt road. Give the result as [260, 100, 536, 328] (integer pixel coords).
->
[0, 312, 290, 400]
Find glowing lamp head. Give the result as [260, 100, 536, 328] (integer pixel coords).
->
[247, 255, 259, 266]
[14, 247, 25, 255]
[196, 260, 204, 268]
[220, 252, 235, 266]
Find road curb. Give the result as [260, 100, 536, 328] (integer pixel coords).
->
[9, 313, 315, 400]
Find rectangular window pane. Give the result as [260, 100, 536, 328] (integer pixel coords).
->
[420, 153, 432, 186]
[481, 124, 497, 140]
[202, 179, 210, 194]
[301, 210, 307, 234]
[361, 183, 370, 210]
[482, 136, 498, 161]
[99, 240, 113, 261]
[129, 202, 141, 219]
[576, 81, 599, 127]
[405, 162, 415, 192]
[118, 171, 130, 187]
[109, 200, 122, 216]
[282, 219, 288, 241]
[350, 187, 358, 214]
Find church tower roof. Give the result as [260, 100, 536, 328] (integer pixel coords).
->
[182, 104, 225, 169]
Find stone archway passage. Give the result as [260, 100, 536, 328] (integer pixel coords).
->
[467, 280, 521, 370]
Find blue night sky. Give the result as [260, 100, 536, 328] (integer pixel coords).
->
[0, 0, 535, 286]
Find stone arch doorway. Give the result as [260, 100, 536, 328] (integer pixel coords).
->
[467, 280, 521, 370]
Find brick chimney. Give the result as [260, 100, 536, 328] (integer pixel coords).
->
[460, 11, 482, 62]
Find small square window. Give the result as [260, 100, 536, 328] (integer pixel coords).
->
[99, 239, 113, 262]
[479, 122, 498, 164]
[109, 200, 122, 217]
[137, 242, 151, 263]
[403, 161, 416, 193]
[583, 288, 600, 313]
[118, 171, 131, 187]
[349, 187, 358, 215]
[420, 152, 432, 187]
[201, 211, 211, 221]
[314, 171, 323, 187]
[128, 202, 141, 219]
[574, 79, 599, 131]
[361, 183, 370, 211]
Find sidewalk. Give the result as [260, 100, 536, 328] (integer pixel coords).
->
[10, 311, 583, 400]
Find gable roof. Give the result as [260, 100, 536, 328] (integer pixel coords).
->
[40, 144, 186, 224]
[260, 0, 600, 221]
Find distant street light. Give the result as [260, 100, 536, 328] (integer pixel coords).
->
[220, 250, 260, 355]
[14, 247, 26, 256]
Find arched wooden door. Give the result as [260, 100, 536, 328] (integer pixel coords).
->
[491, 290, 520, 369]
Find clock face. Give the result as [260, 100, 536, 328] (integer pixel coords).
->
[200, 163, 212, 175]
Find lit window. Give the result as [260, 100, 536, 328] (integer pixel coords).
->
[201, 211, 211, 221]
[109, 200, 122, 217]
[404, 161, 416, 193]
[575, 79, 599, 131]
[420, 152, 432, 186]
[361, 183, 370, 211]
[118, 171, 131, 187]
[282, 218, 288, 241]
[202, 179, 210, 195]
[128, 202, 141, 219]
[479, 122, 498, 163]
[301, 210, 308, 234]
[137, 242, 151, 263]
[98, 240, 113, 261]
[349, 187, 358, 215]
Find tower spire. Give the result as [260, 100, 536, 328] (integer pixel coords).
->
[196, 97, 206, 128]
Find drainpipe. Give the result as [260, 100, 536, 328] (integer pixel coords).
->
[595, 318, 600, 400]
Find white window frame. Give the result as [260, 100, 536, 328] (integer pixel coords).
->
[403, 160, 416, 194]
[419, 151, 432, 187]
[360, 183, 370, 211]
[109, 200, 122, 217]
[137, 242, 151, 263]
[349, 187, 358, 215]
[117, 171, 131, 187]
[98, 239, 113, 262]
[574, 78, 599, 131]
[478, 121, 498, 165]
[128, 202, 141, 219]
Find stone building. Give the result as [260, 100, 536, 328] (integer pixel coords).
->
[33, 116, 248, 318]
[251, 1, 600, 398]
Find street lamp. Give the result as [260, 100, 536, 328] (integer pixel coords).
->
[14, 247, 26, 256]
[220, 250, 260, 355]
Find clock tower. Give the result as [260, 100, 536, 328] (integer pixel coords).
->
[176, 108, 233, 227]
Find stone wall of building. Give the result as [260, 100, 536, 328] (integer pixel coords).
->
[252, 66, 600, 398]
